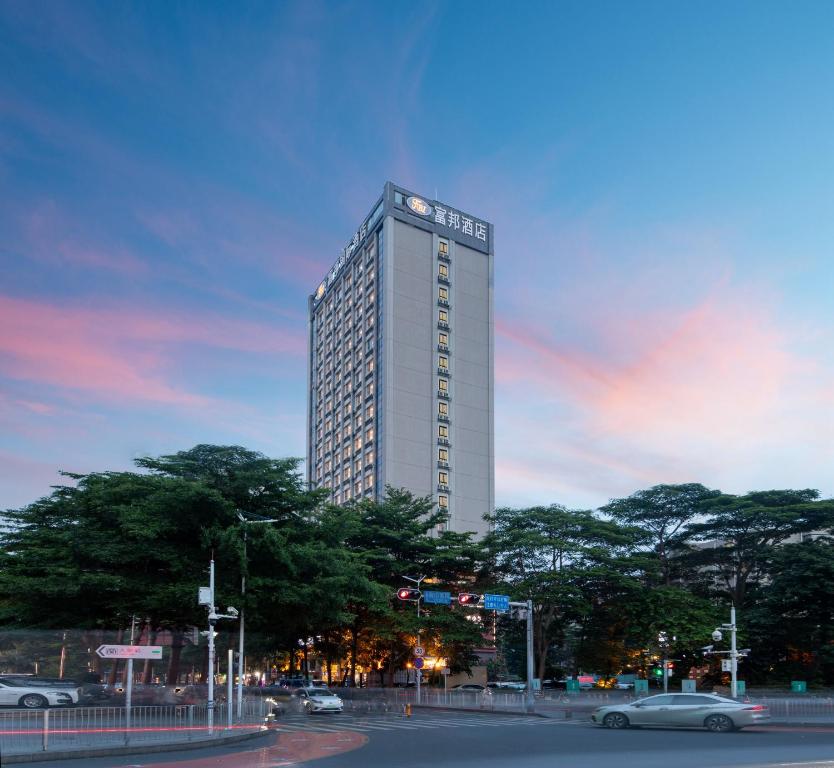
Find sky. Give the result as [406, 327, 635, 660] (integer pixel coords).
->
[1, 0, 833, 512]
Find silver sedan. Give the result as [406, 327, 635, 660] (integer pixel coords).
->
[591, 693, 770, 732]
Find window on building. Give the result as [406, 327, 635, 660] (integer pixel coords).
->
[366, 382, 374, 398]
[438, 263, 449, 278]
[438, 239, 448, 255]
[438, 378, 448, 392]
[438, 332, 448, 346]
[366, 404, 375, 419]
[365, 427, 374, 443]
[354, 436, 362, 452]
[354, 481, 362, 496]
[438, 447, 448, 462]
[438, 286, 448, 301]
[365, 474, 374, 490]
[438, 424, 449, 438]
[438, 495, 448, 509]
[439, 355, 448, 369]
[365, 450, 374, 465]
[438, 402, 448, 416]
[366, 359, 374, 373]
[438, 471, 448, 485]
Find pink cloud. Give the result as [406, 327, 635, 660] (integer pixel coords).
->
[0, 296, 306, 405]
[494, 289, 834, 504]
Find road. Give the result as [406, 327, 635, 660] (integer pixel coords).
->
[22, 710, 834, 768]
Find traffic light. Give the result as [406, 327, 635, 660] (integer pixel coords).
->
[457, 593, 480, 605]
[396, 588, 421, 601]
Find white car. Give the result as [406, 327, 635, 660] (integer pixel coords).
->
[295, 687, 343, 713]
[0, 678, 80, 708]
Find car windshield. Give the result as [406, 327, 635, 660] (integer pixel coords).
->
[308, 689, 336, 697]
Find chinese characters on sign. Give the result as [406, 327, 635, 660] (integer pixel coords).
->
[316, 201, 384, 302]
[432, 205, 487, 243]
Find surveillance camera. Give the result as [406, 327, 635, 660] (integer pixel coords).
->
[712, 630, 723, 642]
[227, 607, 239, 617]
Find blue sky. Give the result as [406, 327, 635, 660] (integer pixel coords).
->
[1, 0, 833, 510]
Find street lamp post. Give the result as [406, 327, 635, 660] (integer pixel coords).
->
[236, 512, 278, 721]
[201, 558, 238, 735]
[706, 605, 745, 698]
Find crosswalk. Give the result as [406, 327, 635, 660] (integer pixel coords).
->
[273, 712, 578, 735]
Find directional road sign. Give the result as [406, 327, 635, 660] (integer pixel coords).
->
[414, 646, 425, 657]
[422, 590, 451, 605]
[483, 593, 510, 611]
[96, 645, 163, 660]
[413, 657, 425, 669]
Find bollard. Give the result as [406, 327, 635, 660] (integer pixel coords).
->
[42, 709, 50, 752]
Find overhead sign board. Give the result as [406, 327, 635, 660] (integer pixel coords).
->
[423, 590, 451, 605]
[96, 645, 163, 660]
[483, 593, 510, 612]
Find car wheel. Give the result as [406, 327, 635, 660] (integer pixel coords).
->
[20, 694, 49, 709]
[602, 712, 629, 729]
[705, 714, 735, 732]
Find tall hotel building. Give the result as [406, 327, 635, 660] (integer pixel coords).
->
[307, 182, 494, 538]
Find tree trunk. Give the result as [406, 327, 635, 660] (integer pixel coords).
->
[167, 631, 184, 685]
[141, 627, 158, 683]
[107, 628, 124, 685]
[349, 626, 358, 687]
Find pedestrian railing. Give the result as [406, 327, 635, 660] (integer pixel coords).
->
[0, 699, 270, 756]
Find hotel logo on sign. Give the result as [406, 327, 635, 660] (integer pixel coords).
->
[406, 196, 432, 217]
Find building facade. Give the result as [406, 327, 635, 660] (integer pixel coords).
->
[307, 182, 494, 538]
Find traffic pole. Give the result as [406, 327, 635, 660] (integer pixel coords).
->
[525, 599, 535, 713]
[126, 616, 136, 743]
[208, 559, 215, 735]
[227, 649, 233, 729]
[730, 606, 738, 698]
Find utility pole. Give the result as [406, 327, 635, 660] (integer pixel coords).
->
[201, 558, 239, 736]
[236, 513, 278, 721]
[707, 605, 743, 698]
[525, 599, 535, 713]
[506, 600, 535, 712]
[729, 606, 738, 699]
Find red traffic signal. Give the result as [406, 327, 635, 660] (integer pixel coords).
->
[457, 593, 481, 605]
[396, 588, 421, 601]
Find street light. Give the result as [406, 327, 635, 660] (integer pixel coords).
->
[236, 512, 279, 720]
[707, 606, 741, 698]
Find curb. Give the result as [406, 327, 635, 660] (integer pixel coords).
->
[2, 727, 272, 764]
[411, 704, 548, 718]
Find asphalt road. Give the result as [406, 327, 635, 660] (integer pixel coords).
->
[23, 711, 834, 768]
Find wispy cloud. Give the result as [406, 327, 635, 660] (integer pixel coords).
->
[0, 296, 305, 405]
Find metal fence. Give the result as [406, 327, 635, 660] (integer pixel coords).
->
[0, 699, 271, 756]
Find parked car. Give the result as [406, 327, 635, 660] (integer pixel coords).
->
[0, 678, 80, 709]
[591, 693, 770, 732]
[292, 687, 343, 714]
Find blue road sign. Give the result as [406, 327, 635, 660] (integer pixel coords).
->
[483, 593, 510, 611]
[423, 590, 451, 605]
[414, 657, 425, 669]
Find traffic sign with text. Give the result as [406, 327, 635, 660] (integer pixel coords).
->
[423, 590, 451, 605]
[96, 645, 163, 660]
[414, 646, 425, 657]
[484, 593, 510, 611]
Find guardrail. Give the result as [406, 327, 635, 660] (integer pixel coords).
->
[0, 699, 270, 756]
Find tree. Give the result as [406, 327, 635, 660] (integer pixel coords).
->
[601, 484, 720, 585]
[483, 505, 638, 681]
[682, 489, 834, 606]
[747, 538, 834, 684]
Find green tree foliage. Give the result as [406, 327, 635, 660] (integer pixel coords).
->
[682, 489, 834, 606]
[601, 484, 720, 585]
[484, 505, 638, 680]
